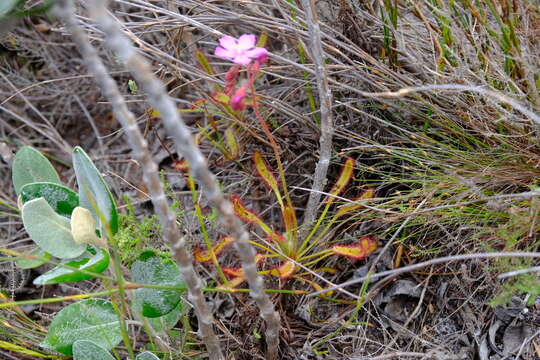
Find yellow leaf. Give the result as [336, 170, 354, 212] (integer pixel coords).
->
[217, 275, 246, 290]
[270, 261, 296, 279]
[195, 49, 215, 75]
[225, 127, 239, 159]
[232, 196, 272, 233]
[253, 152, 281, 201]
[335, 187, 375, 218]
[0, 341, 56, 358]
[326, 157, 355, 205]
[194, 236, 234, 263]
[212, 91, 230, 104]
[282, 204, 298, 242]
[332, 236, 378, 260]
[302, 278, 334, 297]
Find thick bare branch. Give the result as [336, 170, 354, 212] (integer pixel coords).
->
[300, 0, 335, 230]
[53, 1, 223, 358]
[85, 1, 281, 358]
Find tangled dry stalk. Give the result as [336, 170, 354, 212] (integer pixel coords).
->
[1, 0, 540, 359]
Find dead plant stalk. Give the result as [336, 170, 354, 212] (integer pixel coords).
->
[300, 0, 335, 231]
[85, 0, 281, 358]
[53, 0, 224, 358]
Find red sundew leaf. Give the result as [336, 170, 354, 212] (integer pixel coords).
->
[193, 236, 234, 263]
[211, 91, 230, 105]
[214, 236, 234, 254]
[326, 157, 355, 205]
[253, 152, 279, 193]
[332, 236, 378, 261]
[335, 187, 375, 218]
[225, 127, 239, 160]
[282, 204, 297, 241]
[190, 98, 207, 110]
[217, 275, 246, 290]
[231, 195, 274, 235]
[222, 254, 266, 279]
[173, 159, 189, 172]
[224, 65, 241, 96]
[270, 261, 296, 280]
[223, 267, 243, 279]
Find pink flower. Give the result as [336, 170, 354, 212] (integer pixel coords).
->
[231, 82, 249, 110]
[215, 34, 268, 66]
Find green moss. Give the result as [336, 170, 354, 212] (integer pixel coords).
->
[115, 196, 162, 265]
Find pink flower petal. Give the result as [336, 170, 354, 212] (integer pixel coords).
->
[245, 47, 268, 59]
[237, 34, 256, 50]
[219, 36, 237, 50]
[233, 55, 252, 65]
[215, 46, 235, 60]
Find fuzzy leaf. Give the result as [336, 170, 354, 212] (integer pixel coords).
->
[326, 157, 355, 205]
[131, 250, 186, 318]
[73, 340, 114, 360]
[332, 236, 378, 260]
[15, 247, 51, 269]
[12, 146, 61, 196]
[132, 296, 182, 333]
[72, 146, 118, 235]
[194, 236, 234, 263]
[41, 299, 122, 356]
[136, 352, 160, 360]
[33, 246, 110, 285]
[22, 198, 86, 259]
[20, 182, 79, 216]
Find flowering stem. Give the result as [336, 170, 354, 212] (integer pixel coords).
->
[248, 72, 298, 249]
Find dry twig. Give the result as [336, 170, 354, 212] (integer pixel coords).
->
[300, 0, 335, 230]
[85, 1, 281, 358]
[53, 1, 223, 357]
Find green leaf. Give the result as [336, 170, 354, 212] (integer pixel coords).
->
[41, 299, 122, 356]
[0, 0, 24, 16]
[21, 198, 86, 259]
[73, 340, 114, 360]
[195, 49, 215, 75]
[20, 182, 79, 216]
[136, 352, 160, 360]
[132, 296, 183, 333]
[15, 247, 51, 269]
[131, 250, 186, 318]
[12, 146, 61, 196]
[33, 246, 110, 285]
[72, 147, 118, 235]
